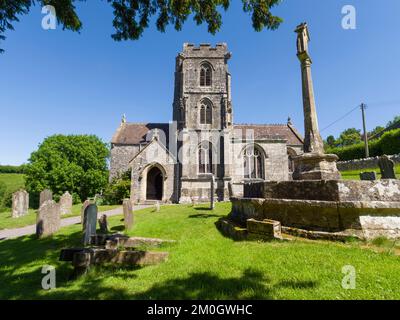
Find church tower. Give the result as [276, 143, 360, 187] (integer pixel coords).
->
[173, 43, 234, 203]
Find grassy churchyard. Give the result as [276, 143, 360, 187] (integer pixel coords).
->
[340, 164, 400, 180]
[0, 203, 399, 300]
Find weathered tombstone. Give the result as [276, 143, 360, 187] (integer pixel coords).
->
[98, 214, 108, 234]
[360, 172, 377, 181]
[59, 191, 73, 215]
[155, 201, 160, 212]
[39, 189, 53, 208]
[123, 199, 133, 231]
[81, 199, 91, 226]
[83, 204, 98, 246]
[12, 189, 29, 218]
[36, 200, 61, 238]
[378, 155, 396, 179]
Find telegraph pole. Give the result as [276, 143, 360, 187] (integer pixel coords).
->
[361, 103, 369, 158]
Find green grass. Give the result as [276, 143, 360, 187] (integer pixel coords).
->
[0, 173, 25, 191]
[341, 164, 400, 180]
[0, 205, 119, 230]
[0, 203, 399, 300]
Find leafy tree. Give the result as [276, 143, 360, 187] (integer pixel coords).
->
[368, 126, 385, 139]
[326, 135, 336, 148]
[25, 134, 109, 207]
[387, 115, 400, 128]
[338, 128, 362, 147]
[103, 170, 131, 205]
[0, 0, 283, 52]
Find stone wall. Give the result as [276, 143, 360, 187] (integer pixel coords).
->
[337, 154, 400, 171]
[244, 180, 400, 202]
[110, 144, 140, 181]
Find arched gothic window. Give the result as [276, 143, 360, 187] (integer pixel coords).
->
[243, 145, 264, 179]
[200, 100, 212, 125]
[199, 141, 214, 174]
[200, 63, 212, 87]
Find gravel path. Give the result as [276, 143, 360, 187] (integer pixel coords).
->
[0, 205, 150, 241]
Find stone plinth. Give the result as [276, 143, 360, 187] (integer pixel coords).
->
[247, 219, 282, 240]
[292, 153, 341, 180]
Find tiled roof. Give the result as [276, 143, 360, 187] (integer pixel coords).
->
[111, 122, 303, 146]
[233, 124, 303, 145]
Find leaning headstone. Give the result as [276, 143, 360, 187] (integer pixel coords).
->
[378, 155, 396, 179]
[81, 199, 91, 226]
[36, 200, 60, 238]
[123, 199, 133, 231]
[39, 189, 53, 208]
[12, 189, 29, 218]
[83, 204, 98, 246]
[98, 214, 108, 234]
[59, 191, 73, 215]
[360, 172, 377, 181]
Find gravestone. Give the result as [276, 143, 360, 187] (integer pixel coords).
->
[81, 199, 91, 226]
[155, 201, 160, 212]
[12, 189, 29, 218]
[59, 191, 73, 215]
[36, 200, 61, 238]
[123, 199, 133, 231]
[39, 189, 53, 208]
[378, 155, 396, 179]
[83, 204, 98, 245]
[98, 214, 108, 233]
[360, 172, 377, 181]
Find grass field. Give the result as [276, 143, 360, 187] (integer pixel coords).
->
[0, 203, 399, 300]
[340, 164, 400, 180]
[0, 173, 25, 191]
[0, 204, 119, 230]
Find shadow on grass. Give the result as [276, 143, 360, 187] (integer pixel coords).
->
[188, 213, 221, 219]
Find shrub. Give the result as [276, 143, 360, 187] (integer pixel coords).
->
[0, 165, 26, 174]
[327, 129, 400, 161]
[0, 181, 6, 211]
[103, 171, 131, 205]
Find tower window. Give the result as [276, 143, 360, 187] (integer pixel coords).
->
[200, 100, 212, 125]
[200, 63, 212, 87]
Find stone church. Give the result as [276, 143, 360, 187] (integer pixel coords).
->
[110, 43, 304, 204]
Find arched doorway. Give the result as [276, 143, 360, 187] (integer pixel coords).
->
[146, 166, 163, 200]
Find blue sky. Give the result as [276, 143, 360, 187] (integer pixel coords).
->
[1, 0, 399, 165]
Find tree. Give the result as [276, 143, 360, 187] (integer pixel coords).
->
[25, 134, 109, 207]
[387, 115, 400, 128]
[368, 126, 385, 139]
[103, 170, 131, 205]
[338, 128, 362, 147]
[326, 135, 336, 148]
[0, 0, 283, 53]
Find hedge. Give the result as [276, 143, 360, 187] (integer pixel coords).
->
[0, 165, 26, 174]
[327, 129, 400, 161]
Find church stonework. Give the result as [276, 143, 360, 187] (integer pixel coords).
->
[110, 43, 304, 204]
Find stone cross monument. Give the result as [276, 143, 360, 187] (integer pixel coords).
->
[292, 23, 341, 180]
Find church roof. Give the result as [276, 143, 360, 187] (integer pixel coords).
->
[111, 122, 303, 146]
[111, 123, 170, 145]
[233, 124, 304, 145]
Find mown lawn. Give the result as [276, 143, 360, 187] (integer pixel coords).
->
[0, 203, 399, 300]
[0, 205, 120, 230]
[341, 164, 400, 180]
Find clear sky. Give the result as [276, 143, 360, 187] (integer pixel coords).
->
[1, 0, 399, 165]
